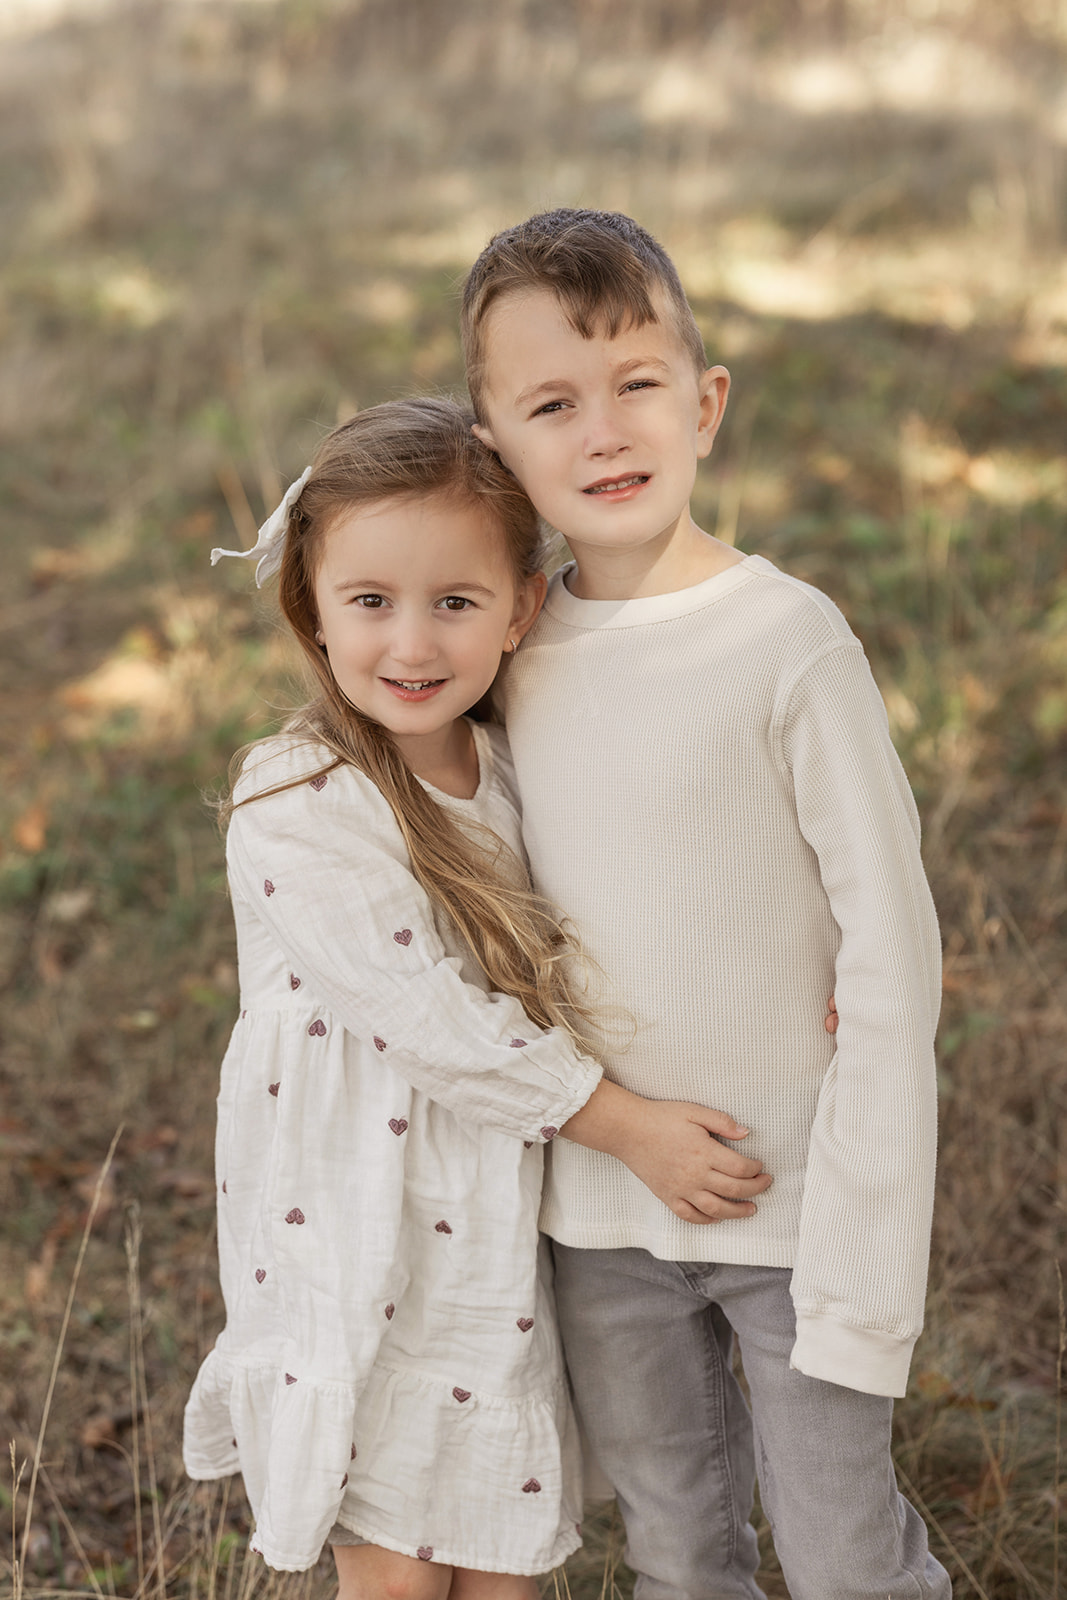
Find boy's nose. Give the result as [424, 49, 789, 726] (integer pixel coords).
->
[582, 403, 631, 459]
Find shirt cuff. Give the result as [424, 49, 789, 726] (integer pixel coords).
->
[790, 1309, 916, 1398]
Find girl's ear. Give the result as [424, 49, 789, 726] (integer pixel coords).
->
[509, 569, 547, 645]
[471, 420, 498, 453]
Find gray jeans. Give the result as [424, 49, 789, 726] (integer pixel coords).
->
[552, 1245, 951, 1600]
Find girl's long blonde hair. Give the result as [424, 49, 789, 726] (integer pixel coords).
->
[233, 397, 596, 1051]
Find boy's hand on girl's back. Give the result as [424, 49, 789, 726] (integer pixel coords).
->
[560, 1080, 772, 1224]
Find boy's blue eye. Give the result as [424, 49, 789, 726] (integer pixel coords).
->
[624, 379, 657, 393]
[532, 400, 566, 416]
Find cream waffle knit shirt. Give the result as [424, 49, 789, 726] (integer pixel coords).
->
[503, 553, 942, 1399]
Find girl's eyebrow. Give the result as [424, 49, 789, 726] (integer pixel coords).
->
[332, 578, 497, 598]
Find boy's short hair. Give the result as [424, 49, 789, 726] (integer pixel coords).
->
[461, 208, 707, 419]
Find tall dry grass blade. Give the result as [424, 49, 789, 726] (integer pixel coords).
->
[1054, 1261, 1064, 1598]
[221, 1528, 240, 1600]
[992, 895, 1067, 1029]
[128, 1202, 166, 1600]
[130, 1481, 199, 1600]
[208, 1474, 233, 1600]
[894, 1461, 992, 1600]
[19, 1126, 124, 1579]
[125, 1205, 145, 1594]
[38, 1461, 106, 1600]
[216, 461, 260, 549]
[10, 1443, 26, 1600]
[236, 1533, 262, 1600]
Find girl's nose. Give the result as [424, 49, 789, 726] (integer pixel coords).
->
[390, 614, 438, 668]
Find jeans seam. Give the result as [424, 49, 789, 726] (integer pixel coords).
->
[696, 1300, 739, 1577]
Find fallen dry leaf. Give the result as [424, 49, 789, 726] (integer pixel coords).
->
[13, 801, 48, 853]
[80, 1413, 117, 1450]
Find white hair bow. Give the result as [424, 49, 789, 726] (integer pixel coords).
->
[210, 466, 313, 586]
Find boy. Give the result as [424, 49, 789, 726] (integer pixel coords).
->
[462, 210, 950, 1600]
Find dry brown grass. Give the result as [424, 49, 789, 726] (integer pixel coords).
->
[1, 2, 1064, 1595]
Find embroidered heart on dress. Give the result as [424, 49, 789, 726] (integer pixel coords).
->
[263, 879, 275, 897]
[285, 1373, 297, 1385]
[309, 775, 328, 791]
[255, 1268, 266, 1283]
[522, 1478, 541, 1494]
[388, 1118, 408, 1136]
[268, 1082, 280, 1097]
[516, 1318, 534, 1332]
[540, 1126, 558, 1141]
[384, 1303, 395, 1320]
[434, 1220, 452, 1234]
[393, 929, 412, 946]
[417, 1548, 433, 1562]
[373, 1036, 387, 1051]
[509, 1038, 527, 1048]
[285, 1207, 305, 1225]
[308, 1019, 326, 1037]
[523, 1141, 533, 1149]
[452, 1387, 471, 1403]
[289, 973, 301, 990]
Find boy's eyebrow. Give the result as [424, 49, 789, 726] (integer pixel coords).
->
[513, 355, 674, 409]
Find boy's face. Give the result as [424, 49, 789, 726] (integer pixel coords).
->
[472, 289, 729, 562]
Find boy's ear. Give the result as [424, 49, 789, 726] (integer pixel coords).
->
[695, 366, 731, 460]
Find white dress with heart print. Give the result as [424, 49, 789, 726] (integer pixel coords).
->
[182, 722, 600, 1574]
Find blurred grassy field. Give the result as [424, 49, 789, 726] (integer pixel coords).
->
[1, 1, 1065, 1596]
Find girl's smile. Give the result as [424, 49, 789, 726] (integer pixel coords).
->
[312, 493, 543, 787]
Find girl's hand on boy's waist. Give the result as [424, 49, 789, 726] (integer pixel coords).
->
[560, 1080, 772, 1224]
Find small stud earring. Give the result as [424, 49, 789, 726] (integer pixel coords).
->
[315, 631, 326, 647]
[507, 638, 517, 653]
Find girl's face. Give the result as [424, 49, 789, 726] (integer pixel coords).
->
[312, 493, 545, 761]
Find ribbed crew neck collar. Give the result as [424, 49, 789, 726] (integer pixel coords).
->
[544, 553, 768, 630]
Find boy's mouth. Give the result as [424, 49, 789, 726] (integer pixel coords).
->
[582, 473, 650, 495]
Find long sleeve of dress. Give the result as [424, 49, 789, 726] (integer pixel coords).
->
[777, 642, 942, 1398]
[226, 738, 602, 1145]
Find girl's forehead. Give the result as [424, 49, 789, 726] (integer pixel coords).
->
[317, 492, 515, 577]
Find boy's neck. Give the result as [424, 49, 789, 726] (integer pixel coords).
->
[563, 515, 744, 602]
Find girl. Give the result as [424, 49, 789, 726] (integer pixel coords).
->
[184, 398, 770, 1599]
